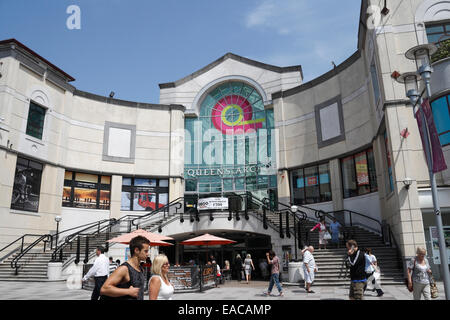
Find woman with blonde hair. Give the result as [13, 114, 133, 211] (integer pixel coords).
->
[149, 254, 174, 300]
[244, 253, 255, 284]
[407, 247, 433, 300]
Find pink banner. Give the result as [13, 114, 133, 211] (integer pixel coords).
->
[415, 99, 448, 173]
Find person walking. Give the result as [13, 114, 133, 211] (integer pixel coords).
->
[100, 236, 149, 300]
[364, 248, 384, 297]
[149, 254, 174, 300]
[407, 247, 433, 300]
[263, 251, 284, 297]
[82, 246, 110, 300]
[234, 254, 243, 282]
[302, 246, 317, 293]
[109, 257, 118, 275]
[310, 217, 328, 250]
[346, 240, 367, 300]
[244, 254, 255, 284]
[329, 217, 342, 248]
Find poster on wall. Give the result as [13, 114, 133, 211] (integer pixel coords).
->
[429, 226, 450, 265]
[11, 158, 43, 212]
[355, 153, 369, 186]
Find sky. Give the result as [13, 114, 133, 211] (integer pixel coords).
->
[0, 0, 362, 103]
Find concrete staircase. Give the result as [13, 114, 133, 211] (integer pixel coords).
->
[263, 211, 405, 286]
[0, 233, 117, 282]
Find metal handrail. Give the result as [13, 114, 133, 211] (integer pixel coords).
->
[10, 234, 52, 274]
[0, 234, 47, 260]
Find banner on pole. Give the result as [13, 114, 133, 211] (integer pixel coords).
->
[415, 99, 448, 173]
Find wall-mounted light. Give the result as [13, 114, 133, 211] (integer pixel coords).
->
[403, 177, 413, 190]
[109, 91, 115, 98]
[291, 205, 298, 213]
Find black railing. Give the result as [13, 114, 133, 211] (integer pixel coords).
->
[320, 209, 383, 236]
[0, 234, 51, 262]
[10, 234, 53, 275]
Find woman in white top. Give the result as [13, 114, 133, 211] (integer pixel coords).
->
[149, 254, 174, 300]
[407, 247, 433, 300]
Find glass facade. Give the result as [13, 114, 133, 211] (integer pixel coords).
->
[341, 148, 378, 198]
[121, 178, 169, 211]
[291, 163, 332, 205]
[185, 81, 276, 199]
[431, 94, 450, 146]
[63, 171, 111, 210]
[11, 157, 43, 212]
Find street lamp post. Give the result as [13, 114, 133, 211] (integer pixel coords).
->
[397, 44, 450, 299]
[291, 205, 298, 260]
[54, 216, 62, 247]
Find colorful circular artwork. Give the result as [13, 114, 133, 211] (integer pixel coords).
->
[211, 95, 264, 135]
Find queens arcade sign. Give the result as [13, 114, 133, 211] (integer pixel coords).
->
[186, 165, 260, 178]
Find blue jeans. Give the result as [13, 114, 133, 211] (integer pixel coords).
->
[268, 273, 283, 293]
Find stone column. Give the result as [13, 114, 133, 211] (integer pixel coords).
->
[110, 175, 122, 220]
[277, 170, 291, 206]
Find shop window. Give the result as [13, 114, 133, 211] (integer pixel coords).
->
[341, 148, 378, 199]
[431, 94, 450, 146]
[26, 101, 46, 140]
[63, 171, 111, 210]
[121, 177, 169, 211]
[11, 157, 43, 212]
[291, 163, 332, 205]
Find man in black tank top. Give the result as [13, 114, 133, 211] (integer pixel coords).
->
[100, 236, 149, 300]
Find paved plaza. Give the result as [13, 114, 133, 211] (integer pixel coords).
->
[0, 280, 446, 300]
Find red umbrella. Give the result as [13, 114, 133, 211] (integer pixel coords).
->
[180, 233, 236, 246]
[108, 229, 173, 247]
[180, 234, 236, 263]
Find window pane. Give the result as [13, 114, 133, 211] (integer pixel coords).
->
[101, 176, 111, 184]
[439, 131, 450, 146]
[26, 102, 46, 140]
[292, 169, 305, 205]
[134, 192, 156, 211]
[11, 157, 43, 212]
[426, 25, 444, 34]
[367, 149, 378, 192]
[158, 193, 168, 208]
[122, 177, 132, 186]
[134, 178, 156, 186]
[99, 190, 110, 210]
[384, 132, 394, 193]
[319, 163, 332, 202]
[64, 171, 73, 180]
[431, 96, 450, 137]
[73, 188, 98, 209]
[304, 166, 320, 204]
[223, 179, 233, 191]
[235, 178, 245, 190]
[185, 179, 197, 192]
[75, 173, 97, 183]
[341, 156, 357, 198]
[355, 152, 370, 195]
[159, 179, 169, 187]
[62, 187, 72, 207]
[121, 192, 131, 210]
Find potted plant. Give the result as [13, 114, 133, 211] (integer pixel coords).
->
[430, 39, 450, 97]
[431, 39, 450, 63]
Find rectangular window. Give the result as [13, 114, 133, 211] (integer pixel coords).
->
[62, 171, 111, 210]
[370, 59, 381, 105]
[291, 163, 332, 205]
[426, 22, 450, 45]
[341, 148, 379, 199]
[121, 177, 169, 211]
[26, 101, 46, 140]
[11, 157, 43, 212]
[431, 95, 450, 146]
[384, 132, 394, 194]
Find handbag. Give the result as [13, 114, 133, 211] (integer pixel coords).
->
[430, 275, 439, 299]
[338, 232, 344, 240]
[323, 231, 332, 240]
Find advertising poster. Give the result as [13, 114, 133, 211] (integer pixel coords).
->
[429, 226, 450, 265]
[355, 152, 369, 186]
[11, 159, 43, 212]
[198, 197, 228, 211]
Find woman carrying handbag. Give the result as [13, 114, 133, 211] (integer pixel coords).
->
[407, 247, 434, 300]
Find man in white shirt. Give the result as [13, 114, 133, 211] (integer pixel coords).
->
[82, 246, 110, 300]
[302, 246, 317, 293]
